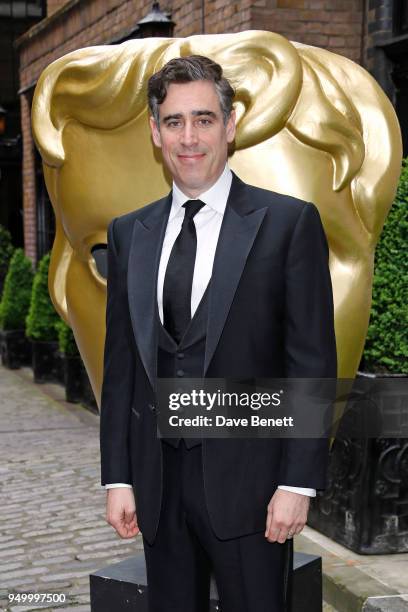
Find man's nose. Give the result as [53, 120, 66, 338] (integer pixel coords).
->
[180, 122, 198, 147]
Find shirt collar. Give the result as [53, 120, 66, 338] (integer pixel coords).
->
[170, 163, 232, 220]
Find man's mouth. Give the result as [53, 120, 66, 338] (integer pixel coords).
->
[177, 153, 206, 162]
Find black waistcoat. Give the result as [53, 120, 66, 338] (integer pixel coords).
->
[157, 284, 210, 449]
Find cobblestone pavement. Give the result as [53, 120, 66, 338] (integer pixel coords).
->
[0, 366, 143, 611]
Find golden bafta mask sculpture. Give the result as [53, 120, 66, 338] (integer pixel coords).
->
[31, 31, 402, 410]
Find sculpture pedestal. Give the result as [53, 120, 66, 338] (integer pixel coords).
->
[31, 339, 63, 384]
[308, 437, 408, 554]
[0, 329, 31, 369]
[308, 374, 408, 554]
[90, 550, 323, 611]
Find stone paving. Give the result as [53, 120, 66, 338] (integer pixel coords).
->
[297, 526, 408, 612]
[0, 365, 143, 611]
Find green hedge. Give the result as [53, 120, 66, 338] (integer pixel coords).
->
[362, 159, 408, 374]
[26, 253, 60, 341]
[56, 319, 80, 356]
[0, 248, 34, 330]
[0, 224, 15, 288]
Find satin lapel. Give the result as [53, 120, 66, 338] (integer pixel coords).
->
[204, 174, 268, 375]
[127, 193, 171, 390]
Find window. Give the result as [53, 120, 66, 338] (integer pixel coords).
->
[35, 147, 55, 261]
[0, 1, 45, 18]
[394, 0, 408, 35]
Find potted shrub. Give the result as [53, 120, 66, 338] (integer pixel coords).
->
[55, 318, 98, 412]
[56, 318, 83, 402]
[308, 159, 408, 554]
[0, 224, 15, 299]
[26, 253, 63, 383]
[0, 248, 33, 369]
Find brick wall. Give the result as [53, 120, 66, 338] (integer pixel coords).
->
[19, 1, 150, 92]
[366, 0, 395, 101]
[252, 0, 365, 63]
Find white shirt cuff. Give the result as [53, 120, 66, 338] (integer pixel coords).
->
[278, 485, 316, 497]
[104, 483, 133, 489]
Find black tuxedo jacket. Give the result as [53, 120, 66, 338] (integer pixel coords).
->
[100, 172, 337, 545]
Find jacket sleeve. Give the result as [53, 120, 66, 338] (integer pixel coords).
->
[279, 202, 337, 490]
[100, 217, 135, 486]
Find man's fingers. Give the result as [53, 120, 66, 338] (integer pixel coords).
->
[277, 529, 291, 544]
[267, 519, 288, 542]
[267, 523, 294, 543]
[122, 521, 140, 538]
[112, 515, 140, 539]
[266, 526, 280, 543]
[265, 511, 284, 542]
[117, 524, 137, 539]
[267, 520, 306, 543]
[265, 509, 296, 543]
[265, 501, 281, 542]
[124, 514, 140, 536]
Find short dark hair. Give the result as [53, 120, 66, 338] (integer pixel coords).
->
[147, 55, 235, 126]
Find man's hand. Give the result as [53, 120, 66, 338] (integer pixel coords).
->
[106, 488, 140, 539]
[265, 489, 310, 544]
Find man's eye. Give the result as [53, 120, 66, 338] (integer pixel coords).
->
[198, 119, 211, 126]
[167, 121, 181, 128]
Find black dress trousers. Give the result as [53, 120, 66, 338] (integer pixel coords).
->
[142, 439, 293, 612]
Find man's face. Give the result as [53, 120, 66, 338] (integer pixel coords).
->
[149, 80, 236, 197]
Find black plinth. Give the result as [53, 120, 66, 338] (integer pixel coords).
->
[31, 339, 63, 384]
[0, 329, 32, 369]
[308, 374, 408, 554]
[90, 550, 322, 612]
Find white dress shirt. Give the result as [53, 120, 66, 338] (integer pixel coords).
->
[105, 164, 316, 498]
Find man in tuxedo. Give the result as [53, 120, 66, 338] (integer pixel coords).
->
[100, 55, 337, 611]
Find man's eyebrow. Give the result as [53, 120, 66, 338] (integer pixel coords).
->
[191, 110, 217, 118]
[161, 110, 218, 123]
[162, 113, 183, 123]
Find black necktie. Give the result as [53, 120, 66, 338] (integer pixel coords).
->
[163, 199, 206, 344]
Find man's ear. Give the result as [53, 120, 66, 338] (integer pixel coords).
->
[226, 109, 236, 144]
[149, 115, 162, 148]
